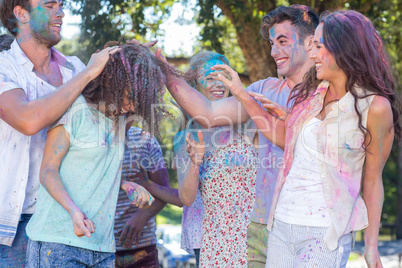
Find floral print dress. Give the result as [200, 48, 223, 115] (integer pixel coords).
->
[198, 127, 257, 267]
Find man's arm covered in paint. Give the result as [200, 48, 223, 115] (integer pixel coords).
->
[0, 47, 118, 136]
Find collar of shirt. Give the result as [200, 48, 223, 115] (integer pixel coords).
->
[10, 40, 75, 72]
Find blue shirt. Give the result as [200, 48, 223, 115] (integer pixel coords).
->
[245, 78, 291, 224]
[26, 95, 125, 252]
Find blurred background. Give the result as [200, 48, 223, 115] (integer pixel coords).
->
[1, 0, 401, 265]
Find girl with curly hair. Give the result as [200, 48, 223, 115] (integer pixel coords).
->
[25, 43, 179, 267]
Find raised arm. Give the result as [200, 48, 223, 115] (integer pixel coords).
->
[362, 96, 394, 268]
[178, 131, 205, 206]
[156, 49, 249, 128]
[0, 47, 119, 136]
[212, 65, 287, 149]
[40, 125, 95, 238]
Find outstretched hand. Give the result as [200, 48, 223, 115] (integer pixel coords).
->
[210, 65, 246, 98]
[248, 91, 288, 121]
[186, 130, 205, 166]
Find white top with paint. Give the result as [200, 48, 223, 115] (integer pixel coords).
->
[0, 40, 85, 246]
[275, 117, 331, 227]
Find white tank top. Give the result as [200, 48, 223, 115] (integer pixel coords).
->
[275, 117, 331, 227]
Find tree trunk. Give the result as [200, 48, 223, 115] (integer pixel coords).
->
[216, 2, 277, 83]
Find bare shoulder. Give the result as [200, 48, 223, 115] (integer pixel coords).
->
[367, 95, 393, 129]
[369, 95, 392, 115]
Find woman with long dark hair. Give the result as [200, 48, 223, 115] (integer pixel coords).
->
[211, 10, 401, 267]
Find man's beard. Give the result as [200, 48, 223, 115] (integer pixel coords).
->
[31, 28, 60, 49]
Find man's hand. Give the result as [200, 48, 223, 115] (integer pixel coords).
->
[85, 46, 120, 80]
[69, 209, 96, 238]
[119, 210, 150, 248]
[186, 130, 205, 166]
[248, 91, 288, 121]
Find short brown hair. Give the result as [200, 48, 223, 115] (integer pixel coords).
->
[0, 0, 32, 37]
[260, 5, 319, 43]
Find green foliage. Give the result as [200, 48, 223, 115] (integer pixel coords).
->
[156, 204, 183, 225]
[64, 0, 176, 58]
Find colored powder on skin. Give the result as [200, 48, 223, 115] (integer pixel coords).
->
[201, 59, 226, 77]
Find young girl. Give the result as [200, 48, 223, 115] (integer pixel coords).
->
[25, 43, 179, 267]
[212, 10, 401, 268]
[177, 52, 257, 268]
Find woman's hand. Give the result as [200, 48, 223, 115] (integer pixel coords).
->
[186, 130, 205, 166]
[121, 180, 154, 208]
[210, 65, 247, 98]
[364, 246, 383, 268]
[69, 208, 96, 238]
[248, 91, 287, 121]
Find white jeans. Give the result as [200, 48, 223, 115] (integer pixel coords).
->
[265, 219, 354, 268]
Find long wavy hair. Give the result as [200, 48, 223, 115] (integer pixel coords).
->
[289, 10, 402, 143]
[82, 42, 181, 136]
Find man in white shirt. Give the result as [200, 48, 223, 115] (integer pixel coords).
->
[0, 0, 117, 266]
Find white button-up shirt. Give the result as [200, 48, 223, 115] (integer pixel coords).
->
[268, 81, 375, 250]
[0, 40, 85, 246]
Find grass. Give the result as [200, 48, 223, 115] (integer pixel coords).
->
[156, 204, 183, 225]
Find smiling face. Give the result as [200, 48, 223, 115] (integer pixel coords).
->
[310, 23, 345, 81]
[269, 20, 310, 80]
[196, 59, 230, 101]
[27, 0, 64, 48]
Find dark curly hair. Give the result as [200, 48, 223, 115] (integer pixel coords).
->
[290, 10, 402, 143]
[260, 5, 319, 43]
[82, 42, 181, 136]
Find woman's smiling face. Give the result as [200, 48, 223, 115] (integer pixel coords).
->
[196, 59, 230, 101]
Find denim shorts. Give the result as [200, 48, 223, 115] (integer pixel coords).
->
[0, 214, 31, 268]
[266, 219, 355, 268]
[26, 239, 115, 267]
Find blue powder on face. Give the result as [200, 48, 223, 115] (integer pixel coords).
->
[202, 59, 226, 77]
